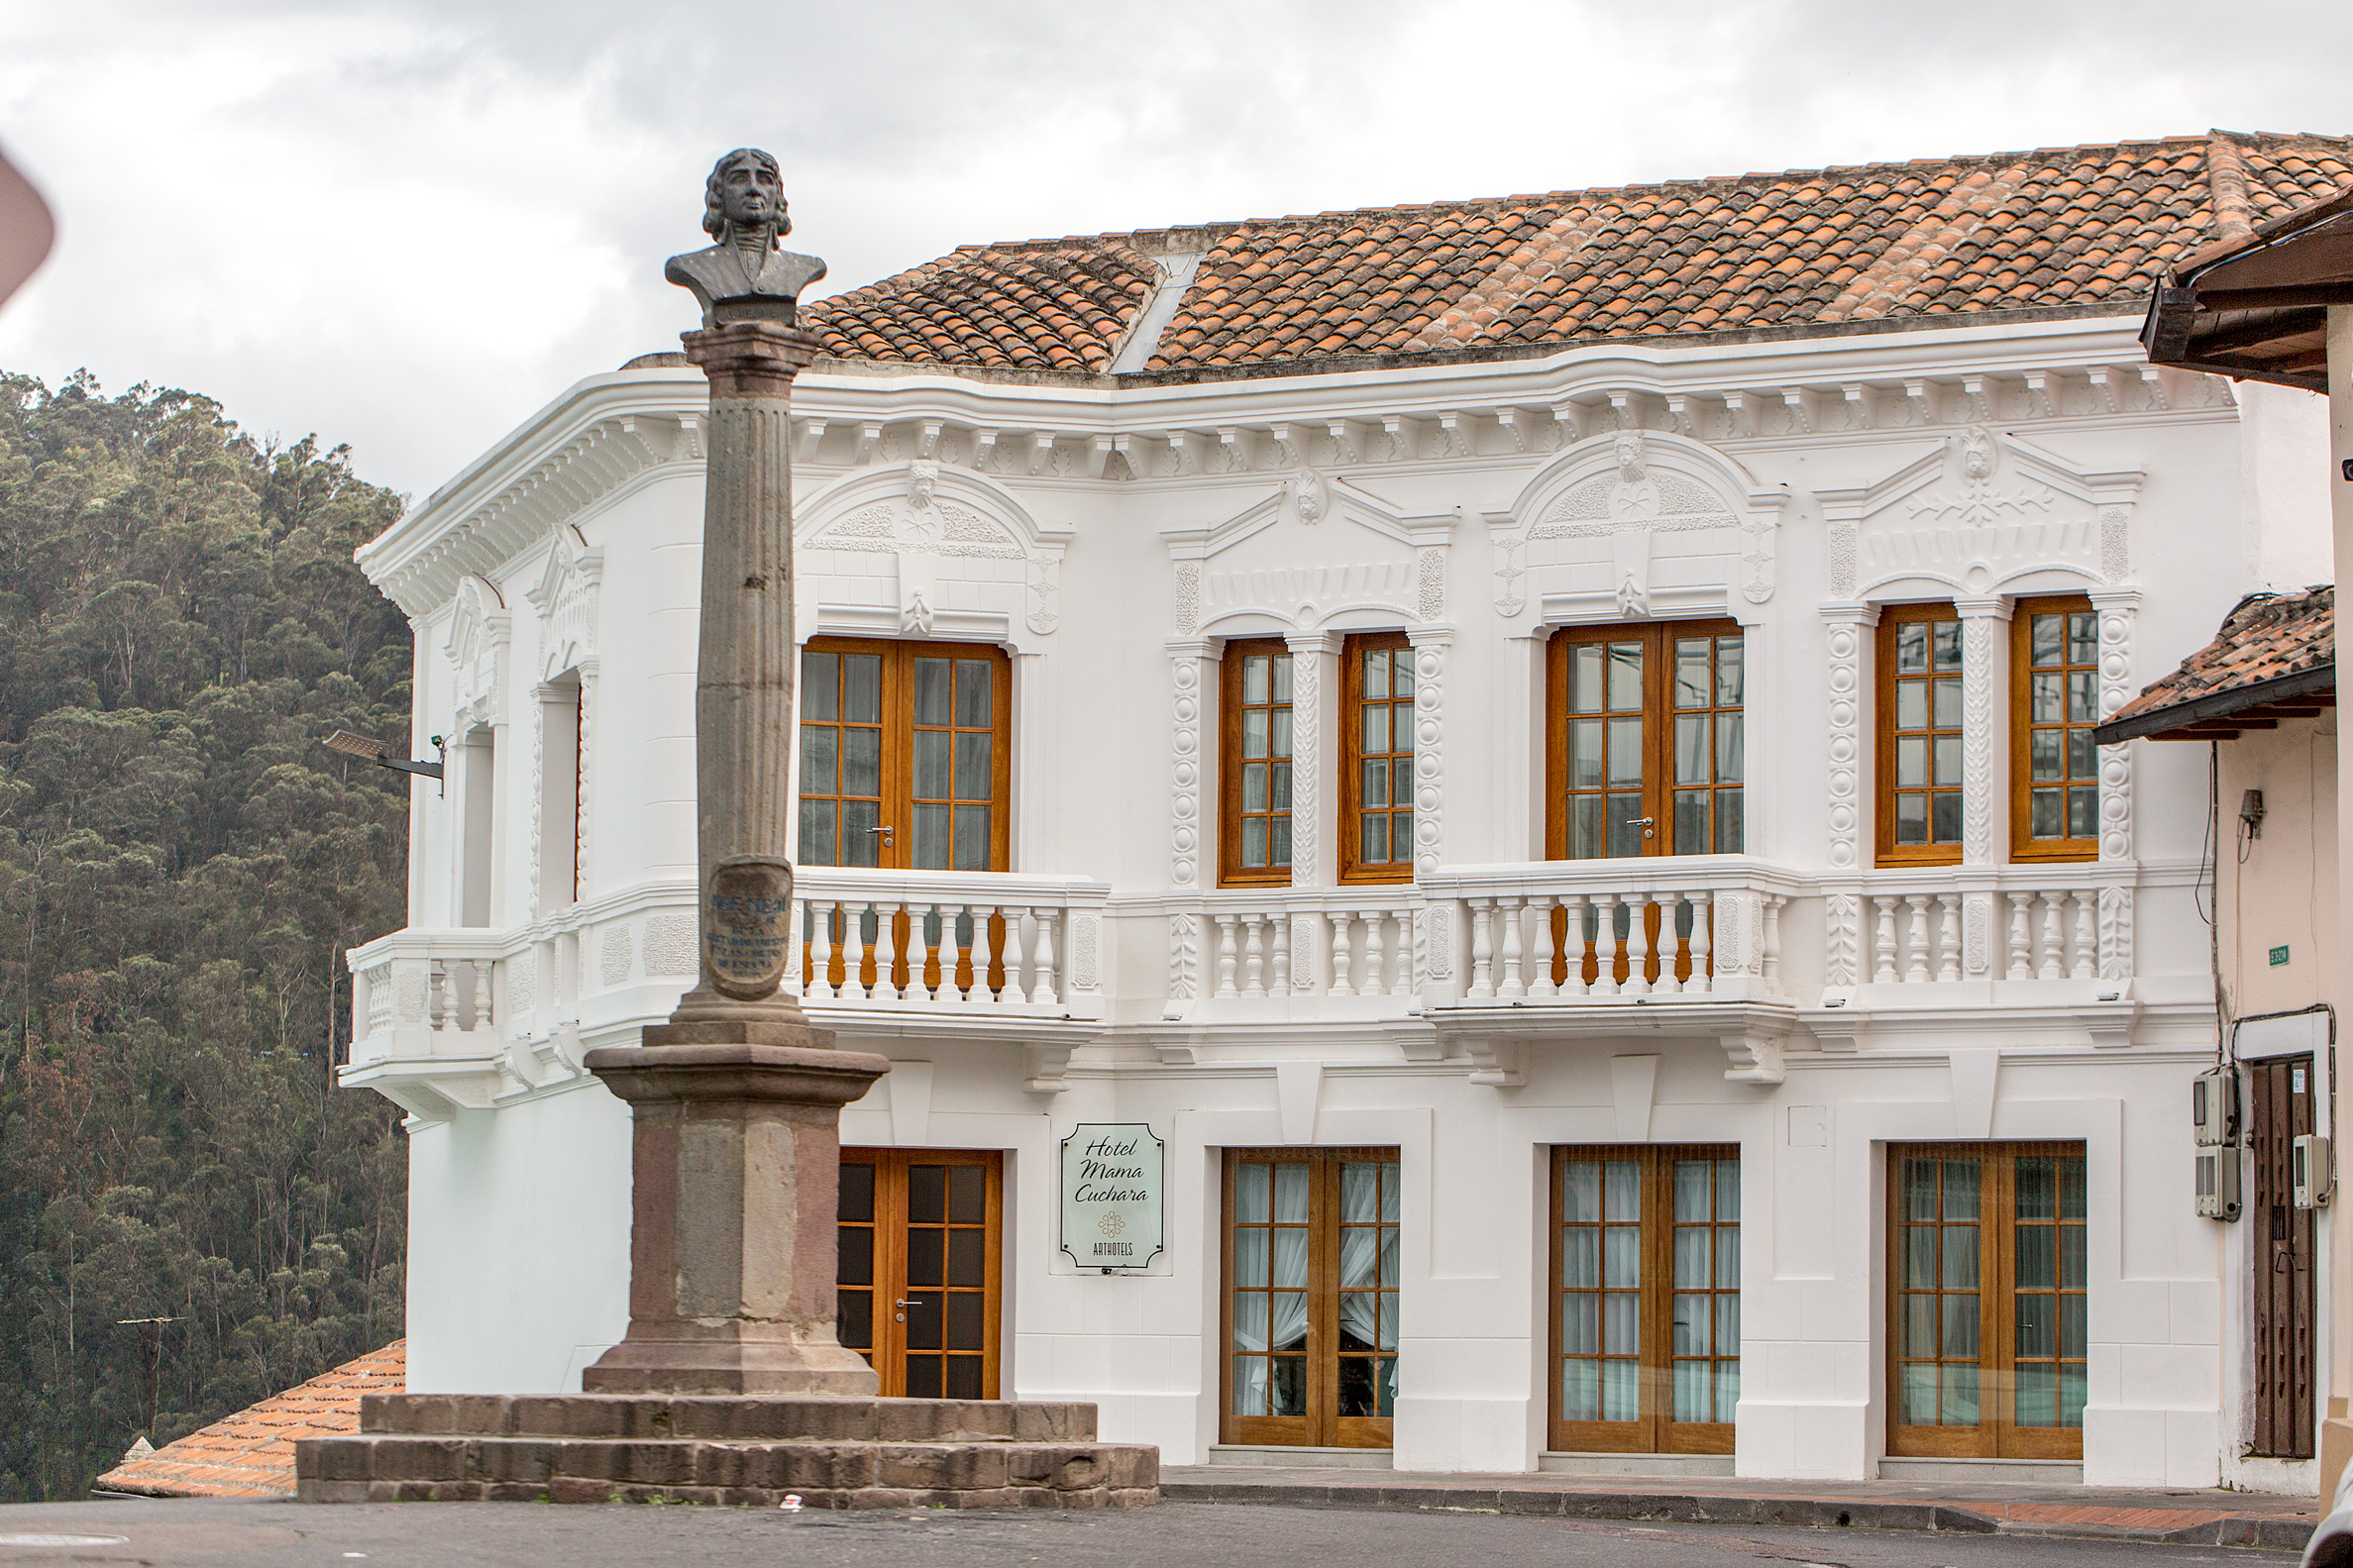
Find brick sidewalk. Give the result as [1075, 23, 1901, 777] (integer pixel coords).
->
[1161, 1465, 2322, 1549]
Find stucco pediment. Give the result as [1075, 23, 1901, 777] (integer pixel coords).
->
[445, 575, 510, 726]
[523, 524, 603, 680]
[797, 463, 1065, 640]
[1164, 474, 1457, 638]
[1493, 431, 1787, 621]
[1815, 427, 2144, 599]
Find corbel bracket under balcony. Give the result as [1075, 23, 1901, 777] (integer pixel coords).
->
[1430, 1001, 1797, 1087]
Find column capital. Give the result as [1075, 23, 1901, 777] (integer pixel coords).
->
[680, 324, 823, 399]
[1283, 630, 1347, 659]
[1953, 596, 2012, 621]
[1818, 601, 1882, 627]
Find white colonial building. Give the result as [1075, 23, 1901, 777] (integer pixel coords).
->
[347, 134, 2353, 1489]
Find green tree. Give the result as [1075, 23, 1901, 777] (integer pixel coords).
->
[0, 371, 410, 1500]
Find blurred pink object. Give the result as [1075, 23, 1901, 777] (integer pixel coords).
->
[0, 140, 53, 310]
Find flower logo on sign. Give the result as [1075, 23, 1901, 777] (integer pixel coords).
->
[1097, 1213, 1126, 1237]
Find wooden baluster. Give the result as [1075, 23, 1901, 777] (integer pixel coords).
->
[1872, 895, 1899, 985]
[1903, 894, 1931, 985]
[2005, 892, 2034, 981]
[1559, 893, 1589, 998]
[1529, 895, 1558, 1000]
[1935, 893, 1962, 983]
[948, 903, 976, 999]
[1591, 892, 1622, 997]
[1684, 890, 1712, 996]
[1215, 914, 1240, 998]
[1327, 911, 1354, 997]
[1466, 897, 1496, 999]
[2070, 890, 2096, 980]
[1031, 907, 1061, 1005]
[1623, 890, 1653, 996]
[2037, 891, 2065, 980]
[981, 906, 1012, 1004]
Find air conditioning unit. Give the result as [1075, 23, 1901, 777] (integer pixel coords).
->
[2193, 1067, 2239, 1147]
[2296, 1134, 2334, 1209]
[2195, 1147, 2243, 1221]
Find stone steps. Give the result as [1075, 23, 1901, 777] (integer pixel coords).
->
[295, 1395, 1158, 1509]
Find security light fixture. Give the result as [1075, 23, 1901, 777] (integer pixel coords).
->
[323, 729, 446, 786]
[2239, 788, 2267, 840]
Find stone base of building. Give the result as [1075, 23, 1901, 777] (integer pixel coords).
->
[294, 1393, 1159, 1509]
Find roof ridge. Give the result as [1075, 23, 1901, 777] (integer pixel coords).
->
[2202, 130, 2260, 246]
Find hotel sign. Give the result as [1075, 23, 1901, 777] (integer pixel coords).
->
[1059, 1123, 1164, 1273]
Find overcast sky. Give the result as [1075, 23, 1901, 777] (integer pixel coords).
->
[1, 0, 2348, 500]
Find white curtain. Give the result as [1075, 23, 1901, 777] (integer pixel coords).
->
[1337, 1227, 1381, 1349]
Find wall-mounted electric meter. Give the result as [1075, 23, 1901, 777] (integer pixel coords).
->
[2295, 1133, 2334, 1209]
[2193, 1067, 2239, 1147]
[2195, 1146, 2243, 1221]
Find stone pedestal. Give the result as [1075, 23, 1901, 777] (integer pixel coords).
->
[296, 1395, 1159, 1509]
[579, 1035, 888, 1395]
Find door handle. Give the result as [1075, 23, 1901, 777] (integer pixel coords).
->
[868, 825, 895, 846]
[1631, 816, 1656, 839]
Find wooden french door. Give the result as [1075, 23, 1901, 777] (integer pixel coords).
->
[1222, 1148, 1400, 1448]
[2249, 1057, 2317, 1457]
[1549, 1145, 1741, 1454]
[836, 1149, 1003, 1399]
[1887, 1143, 2086, 1458]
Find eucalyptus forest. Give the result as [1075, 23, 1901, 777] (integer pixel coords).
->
[0, 370, 411, 1500]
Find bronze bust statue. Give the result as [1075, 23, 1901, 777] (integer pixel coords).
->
[665, 149, 828, 329]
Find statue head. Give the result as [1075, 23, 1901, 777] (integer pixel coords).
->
[702, 149, 791, 244]
[1613, 431, 1647, 482]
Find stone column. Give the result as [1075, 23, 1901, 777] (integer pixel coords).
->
[583, 320, 887, 1396]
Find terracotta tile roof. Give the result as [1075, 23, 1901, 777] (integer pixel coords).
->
[796, 132, 2353, 378]
[93, 1340, 404, 1499]
[2099, 587, 2334, 741]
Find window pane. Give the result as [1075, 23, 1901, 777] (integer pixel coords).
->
[2016, 1364, 2055, 1427]
[1944, 1363, 1979, 1426]
[2029, 729, 2061, 781]
[1241, 817, 1266, 867]
[1269, 814, 1291, 868]
[1674, 640, 1709, 708]
[1570, 719, 1604, 789]
[911, 801, 950, 869]
[1608, 643, 1643, 710]
[1715, 789, 1744, 853]
[1563, 1228, 1599, 1290]
[1270, 655, 1292, 703]
[1604, 1291, 1640, 1353]
[1393, 657, 1414, 700]
[1941, 1226, 1979, 1289]
[2068, 671, 2095, 724]
[955, 660, 993, 726]
[1237, 1163, 1270, 1221]
[1394, 758, 1414, 806]
[1270, 708, 1294, 760]
[1605, 1160, 1641, 1221]
[845, 655, 883, 722]
[2070, 613, 2097, 663]
[1363, 648, 1389, 699]
[953, 804, 990, 871]
[2030, 787, 2062, 838]
[1242, 709, 1268, 760]
[1564, 1160, 1601, 1222]
[1715, 637, 1744, 705]
[1242, 762, 1267, 812]
[1607, 717, 1644, 785]
[1716, 714, 1744, 784]
[1932, 622, 1962, 671]
[1942, 1293, 1979, 1359]
[913, 658, 951, 725]
[1362, 814, 1389, 866]
[800, 799, 837, 866]
[1243, 655, 1268, 704]
[1896, 792, 1928, 844]
[1362, 705, 1390, 755]
[1607, 793, 1647, 856]
[2032, 672, 2062, 722]
[1897, 736, 1928, 787]
[1934, 735, 1962, 786]
[1931, 791, 1963, 843]
[1571, 644, 1604, 713]
[1270, 762, 1291, 810]
[1393, 810, 1413, 862]
[1896, 679, 1928, 731]
[2033, 613, 2064, 667]
[1674, 1161, 1712, 1221]
[843, 799, 880, 867]
[2069, 729, 2096, 781]
[1895, 622, 1928, 673]
[1273, 1163, 1309, 1222]
[1674, 1226, 1710, 1289]
[844, 727, 882, 796]
[802, 724, 838, 792]
[2016, 1290, 2053, 1356]
[1674, 791, 1708, 855]
[912, 729, 950, 797]
[955, 732, 992, 800]
[1944, 1163, 1980, 1219]
[1676, 714, 1708, 784]
[1934, 676, 1962, 729]
[802, 652, 839, 720]
[1362, 759, 1388, 808]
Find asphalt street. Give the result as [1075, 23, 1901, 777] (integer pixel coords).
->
[0, 1499, 2304, 1566]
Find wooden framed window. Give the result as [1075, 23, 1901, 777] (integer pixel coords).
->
[837, 1148, 1003, 1400]
[2011, 596, 2099, 862]
[1222, 1148, 1399, 1448]
[1875, 603, 1965, 866]
[1342, 633, 1415, 884]
[1546, 621, 1745, 860]
[799, 638, 1010, 871]
[1220, 639, 1295, 887]
[1887, 1142, 2086, 1458]
[1550, 1145, 1740, 1454]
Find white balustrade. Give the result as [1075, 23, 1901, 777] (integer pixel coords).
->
[790, 871, 1110, 1017]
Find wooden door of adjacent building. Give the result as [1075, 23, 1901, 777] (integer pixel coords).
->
[2248, 1057, 2316, 1458]
[837, 1149, 1003, 1399]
